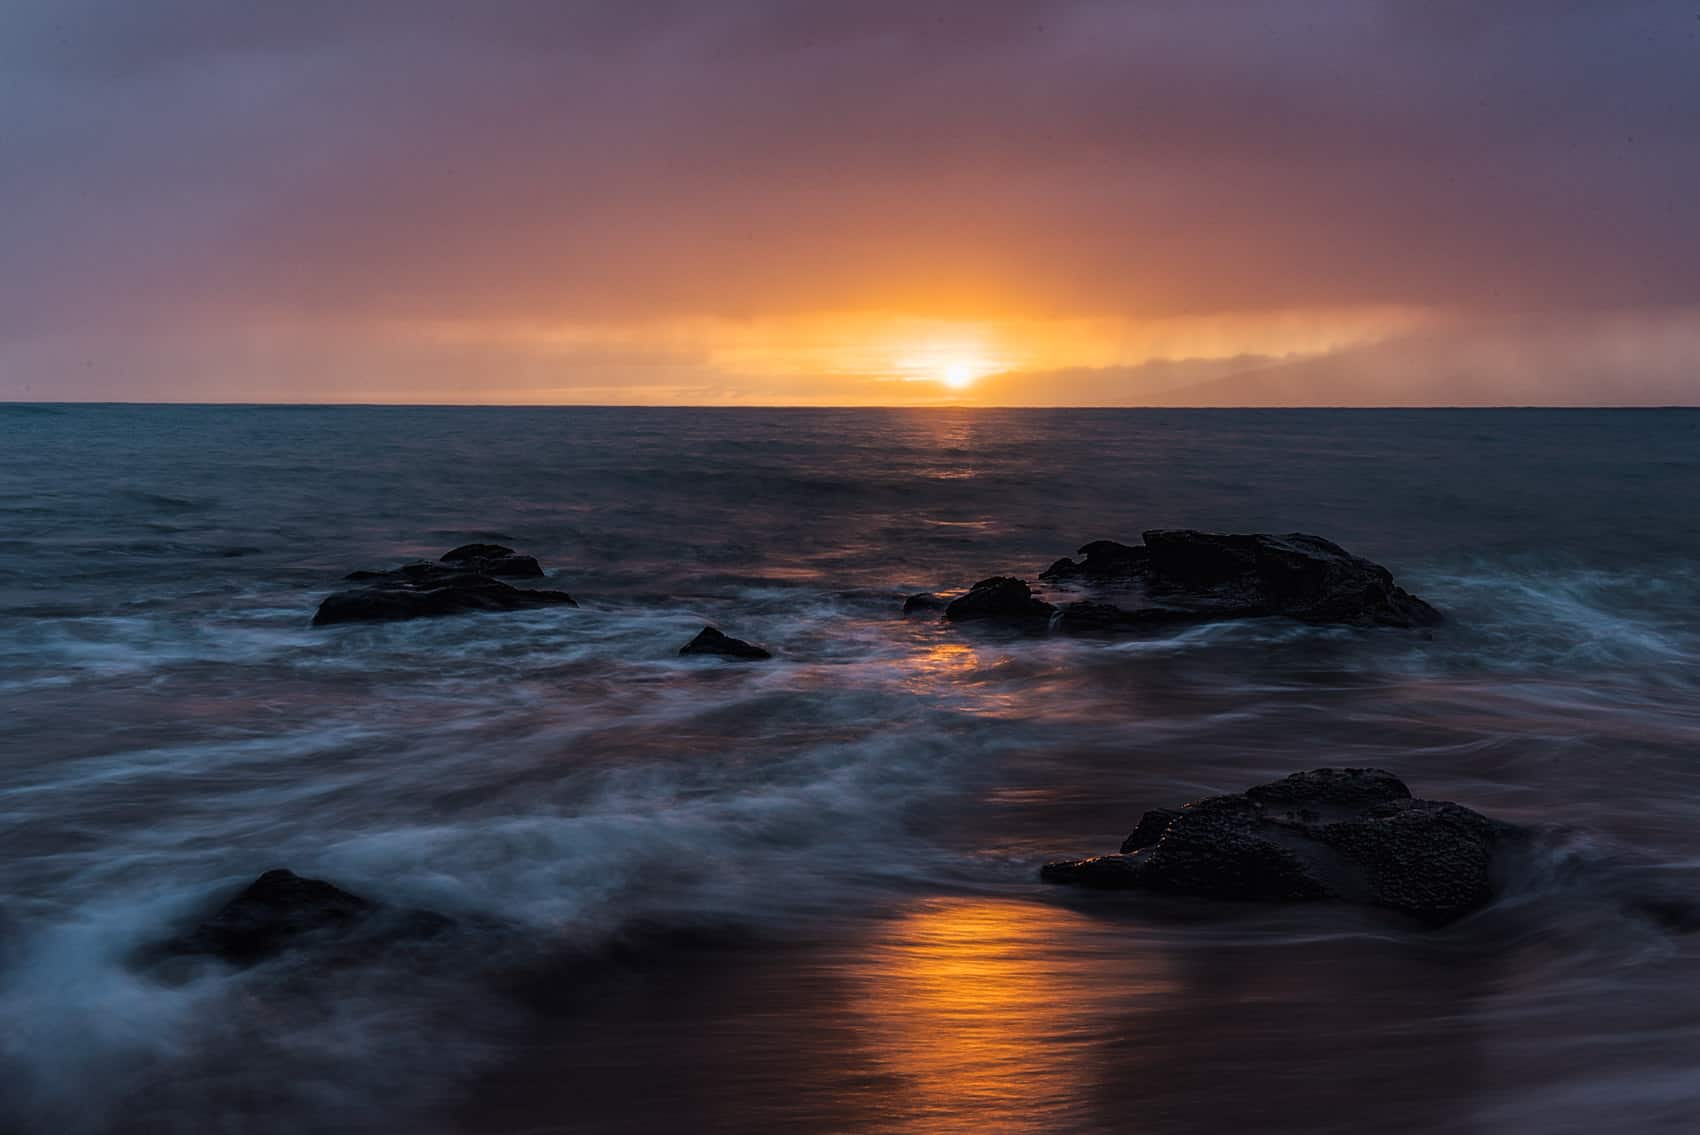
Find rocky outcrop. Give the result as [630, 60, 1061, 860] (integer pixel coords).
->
[679, 625, 772, 660]
[1040, 530, 1441, 628]
[942, 577, 1056, 623]
[314, 548, 576, 625]
[1041, 769, 1518, 924]
[439, 543, 544, 578]
[163, 869, 453, 967]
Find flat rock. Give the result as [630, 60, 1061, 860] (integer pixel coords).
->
[162, 868, 454, 967]
[314, 548, 576, 625]
[1040, 530, 1441, 628]
[1041, 769, 1519, 924]
[680, 625, 772, 660]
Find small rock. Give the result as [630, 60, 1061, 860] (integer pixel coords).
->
[680, 625, 772, 661]
[942, 577, 1056, 623]
[902, 592, 948, 616]
[163, 868, 453, 967]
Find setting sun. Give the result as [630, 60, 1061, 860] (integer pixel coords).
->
[940, 360, 981, 390]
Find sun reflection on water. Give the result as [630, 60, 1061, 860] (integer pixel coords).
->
[849, 898, 1172, 1132]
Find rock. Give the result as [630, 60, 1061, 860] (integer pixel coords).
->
[1042, 769, 1518, 924]
[314, 549, 576, 626]
[680, 625, 772, 660]
[440, 543, 544, 578]
[1052, 600, 1201, 634]
[902, 592, 948, 616]
[1041, 540, 1149, 582]
[1040, 530, 1440, 629]
[1120, 808, 1183, 852]
[163, 868, 453, 967]
[942, 577, 1057, 623]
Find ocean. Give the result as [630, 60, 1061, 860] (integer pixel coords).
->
[2, 404, 1699, 1133]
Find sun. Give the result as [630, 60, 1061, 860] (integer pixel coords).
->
[939, 360, 980, 390]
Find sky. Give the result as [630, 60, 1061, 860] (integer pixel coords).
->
[2, 0, 1698, 405]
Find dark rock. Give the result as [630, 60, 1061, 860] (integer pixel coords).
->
[1040, 530, 1440, 629]
[441, 542, 513, 562]
[902, 592, 948, 616]
[163, 869, 453, 967]
[1040, 540, 1149, 583]
[1053, 600, 1203, 634]
[1120, 808, 1183, 853]
[680, 625, 772, 660]
[314, 551, 575, 626]
[942, 577, 1057, 623]
[1042, 769, 1518, 925]
[440, 543, 544, 578]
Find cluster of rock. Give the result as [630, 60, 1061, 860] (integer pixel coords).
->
[1041, 769, 1518, 924]
[128, 529, 1691, 980]
[313, 544, 578, 626]
[909, 529, 1441, 632]
[311, 543, 773, 661]
[217, 531, 1504, 967]
[160, 771, 1517, 975]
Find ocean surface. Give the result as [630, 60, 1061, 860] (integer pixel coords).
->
[3, 404, 1700, 1134]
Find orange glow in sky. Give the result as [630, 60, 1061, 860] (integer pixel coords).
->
[6, 5, 1697, 406]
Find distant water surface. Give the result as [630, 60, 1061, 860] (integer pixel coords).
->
[2, 405, 1699, 1133]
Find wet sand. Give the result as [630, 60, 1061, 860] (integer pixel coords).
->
[454, 894, 1537, 1135]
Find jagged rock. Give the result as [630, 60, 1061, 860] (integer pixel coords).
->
[679, 625, 772, 660]
[1041, 769, 1518, 925]
[163, 869, 453, 967]
[439, 543, 544, 578]
[942, 577, 1056, 623]
[314, 549, 576, 625]
[1040, 530, 1440, 628]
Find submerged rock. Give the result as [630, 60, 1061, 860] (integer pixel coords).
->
[163, 868, 453, 967]
[1040, 530, 1441, 629]
[314, 548, 576, 625]
[1042, 769, 1518, 924]
[942, 577, 1056, 623]
[680, 625, 772, 660]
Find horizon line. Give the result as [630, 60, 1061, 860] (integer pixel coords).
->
[3, 400, 1698, 412]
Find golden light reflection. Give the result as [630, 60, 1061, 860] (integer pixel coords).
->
[908, 642, 980, 684]
[849, 898, 1173, 1133]
[898, 640, 1029, 718]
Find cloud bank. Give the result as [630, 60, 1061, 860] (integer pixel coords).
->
[2, 1, 1697, 403]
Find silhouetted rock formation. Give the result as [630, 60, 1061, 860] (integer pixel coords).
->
[314, 547, 576, 625]
[1041, 530, 1441, 628]
[942, 577, 1056, 623]
[439, 542, 544, 578]
[1042, 769, 1517, 924]
[163, 868, 453, 967]
[680, 625, 772, 660]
